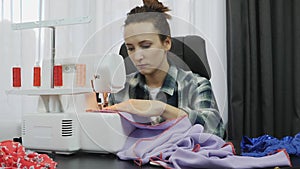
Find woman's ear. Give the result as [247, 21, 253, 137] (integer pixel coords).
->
[163, 36, 172, 51]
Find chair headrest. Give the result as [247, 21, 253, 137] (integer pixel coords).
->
[119, 35, 211, 79]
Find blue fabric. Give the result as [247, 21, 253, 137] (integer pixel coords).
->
[241, 133, 300, 157]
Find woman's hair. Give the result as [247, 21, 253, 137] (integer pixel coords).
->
[125, 0, 171, 42]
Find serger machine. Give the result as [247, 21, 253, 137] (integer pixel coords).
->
[20, 53, 135, 154]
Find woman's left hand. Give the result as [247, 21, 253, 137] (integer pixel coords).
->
[105, 99, 166, 117]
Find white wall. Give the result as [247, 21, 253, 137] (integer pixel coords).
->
[0, 0, 227, 140]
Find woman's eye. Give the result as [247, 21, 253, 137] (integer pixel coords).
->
[141, 43, 151, 49]
[127, 47, 134, 51]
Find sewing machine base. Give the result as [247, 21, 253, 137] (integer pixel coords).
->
[22, 112, 135, 154]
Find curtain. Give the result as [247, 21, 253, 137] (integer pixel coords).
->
[227, 0, 300, 141]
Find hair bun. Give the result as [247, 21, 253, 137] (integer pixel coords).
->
[143, 0, 171, 18]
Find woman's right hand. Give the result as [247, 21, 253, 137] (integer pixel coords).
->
[105, 99, 165, 117]
[85, 92, 101, 111]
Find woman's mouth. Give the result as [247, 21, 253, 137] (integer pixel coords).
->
[137, 64, 149, 69]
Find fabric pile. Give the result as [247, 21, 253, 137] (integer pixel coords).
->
[116, 112, 292, 169]
[0, 140, 57, 169]
[241, 133, 300, 157]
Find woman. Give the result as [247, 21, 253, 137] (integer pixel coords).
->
[106, 0, 225, 138]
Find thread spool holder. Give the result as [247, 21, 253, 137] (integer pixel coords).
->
[8, 17, 92, 113]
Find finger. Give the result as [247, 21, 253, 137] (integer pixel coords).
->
[104, 105, 117, 110]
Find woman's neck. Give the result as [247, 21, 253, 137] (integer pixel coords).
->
[145, 63, 169, 88]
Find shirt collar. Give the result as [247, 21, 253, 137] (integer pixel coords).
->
[129, 65, 178, 96]
[160, 66, 177, 96]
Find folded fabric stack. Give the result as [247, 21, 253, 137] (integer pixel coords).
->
[0, 140, 57, 169]
[241, 133, 300, 157]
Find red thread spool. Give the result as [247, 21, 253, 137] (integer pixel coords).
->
[54, 65, 63, 87]
[12, 67, 21, 87]
[33, 66, 41, 87]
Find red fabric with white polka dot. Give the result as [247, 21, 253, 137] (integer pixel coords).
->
[0, 140, 57, 169]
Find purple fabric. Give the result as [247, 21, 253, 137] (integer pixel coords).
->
[117, 113, 291, 169]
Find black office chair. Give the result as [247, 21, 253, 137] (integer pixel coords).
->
[119, 35, 211, 80]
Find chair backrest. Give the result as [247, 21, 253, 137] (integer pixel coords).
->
[119, 35, 211, 79]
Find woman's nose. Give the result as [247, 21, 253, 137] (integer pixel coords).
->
[132, 49, 144, 61]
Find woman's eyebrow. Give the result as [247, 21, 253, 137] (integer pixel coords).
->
[138, 40, 152, 45]
[125, 40, 152, 46]
[125, 43, 133, 46]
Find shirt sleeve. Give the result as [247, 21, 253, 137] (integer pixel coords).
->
[180, 77, 225, 138]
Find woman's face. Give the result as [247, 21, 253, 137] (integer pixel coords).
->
[124, 22, 171, 75]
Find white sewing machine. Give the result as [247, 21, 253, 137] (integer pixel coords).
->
[8, 53, 135, 154]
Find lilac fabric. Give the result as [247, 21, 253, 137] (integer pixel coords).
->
[117, 113, 291, 169]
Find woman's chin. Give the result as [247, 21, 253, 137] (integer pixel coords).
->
[138, 68, 153, 75]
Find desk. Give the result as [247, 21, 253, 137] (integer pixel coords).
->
[53, 153, 159, 169]
[53, 152, 300, 169]
[289, 156, 300, 168]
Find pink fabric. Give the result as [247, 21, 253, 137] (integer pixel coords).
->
[0, 140, 57, 169]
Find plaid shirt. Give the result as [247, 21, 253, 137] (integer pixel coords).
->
[109, 65, 225, 138]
